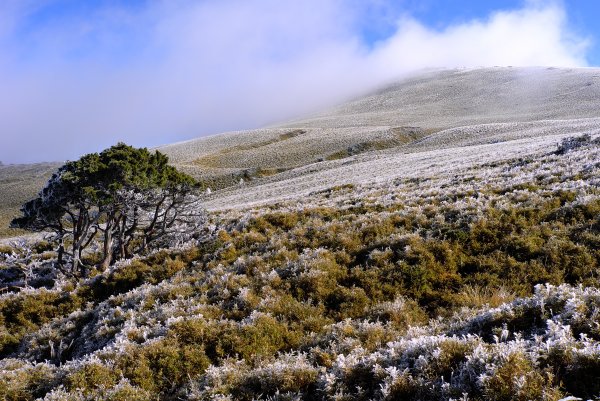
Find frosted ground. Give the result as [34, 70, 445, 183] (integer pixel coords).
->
[2, 66, 600, 231]
[157, 66, 600, 204]
[1, 67, 600, 400]
[198, 129, 599, 210]
[1, 127, 599, 400]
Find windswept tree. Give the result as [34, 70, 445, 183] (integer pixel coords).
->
[12, 143, 205, 277]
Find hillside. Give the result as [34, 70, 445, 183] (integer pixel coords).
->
[0, 67, 599, 400]
[0, 163, 61, 238]
[2, 67, 600, 229]
[158, 67, 600, 192]
[288, 67, 600, 128]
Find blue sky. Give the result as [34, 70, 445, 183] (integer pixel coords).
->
[0, 0, 596, 163]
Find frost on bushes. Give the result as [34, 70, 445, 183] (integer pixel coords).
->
[42, 378, 152, 401]
[189, 353, 318, 400]
[555, 133, 600, 155]
[1, 132, 599, 399]
[0, 237, 61, 290]
[181, 284, 600, 401]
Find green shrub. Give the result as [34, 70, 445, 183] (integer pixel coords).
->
[0, 290, 80, 357]
[325, 286, 369, 319]
[0, 362, 58, 401]
[483, 353, 559, 401]
[231, 366, 317, 401]
[66, 363, 118, 394]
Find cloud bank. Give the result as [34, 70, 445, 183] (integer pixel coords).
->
[0, 0, 590, 163]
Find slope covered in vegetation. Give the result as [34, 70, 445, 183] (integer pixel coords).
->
[2, 67, 600, 238]
[0, 132, 599, 400]
[0, 163, 61, 239]
[159, 67, 600, 190]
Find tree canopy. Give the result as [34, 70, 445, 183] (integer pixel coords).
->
[12, 143, 205, 277]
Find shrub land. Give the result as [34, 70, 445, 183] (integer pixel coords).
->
[0, 135, 599, 400]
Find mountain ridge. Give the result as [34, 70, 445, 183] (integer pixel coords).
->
[1, 66, 600, 400]
[2, 66, 600, 236]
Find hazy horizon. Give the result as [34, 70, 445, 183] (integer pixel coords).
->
[0, 0, 596, 164]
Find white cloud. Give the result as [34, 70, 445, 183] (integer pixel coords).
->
[372, 4, 587, 74]
[0, 0, 590, 163]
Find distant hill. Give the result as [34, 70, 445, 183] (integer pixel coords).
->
[287, 66, 600, 129]
[0, 162, 61, 238]
[157, 66, 600, 208]
[3, 67, 600, 235]
[2, 67, 600, 399]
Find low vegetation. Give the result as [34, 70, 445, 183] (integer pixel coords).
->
[169, 126, 434, 191]
[325, 127, 432, 161]
[0, 134, 599, 400]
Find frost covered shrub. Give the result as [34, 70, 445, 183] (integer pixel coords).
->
[542, 345, 600, 398]
[62, 340, 209, 397]
[0, 360, 59, 400]
[481, 352, 557, 401]
[301, 284, 600, 400]
[0, 289, 79, 357]
[555, 133, 596, 155]
[169, 314, 299, 363]
[66, 363, 118, 394]
[1, 133, 600, 400]
[452, 285, 516, 309]
[188, 354, 319, 400]
[290, 250, 346, 302]
[367, 297, 428, 331]
[118, 338, 210, 394]
[45, 379, 153, 401]
[77, 255, 187, 303]
[261, 294, 331, 333]
[263, 212, 299, 230]
[325, 286, 369, 318]
[230, 356, 318, 400]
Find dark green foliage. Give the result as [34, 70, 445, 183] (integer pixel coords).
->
[561, 353, 600, 397]
[11, 143, 200, 276]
